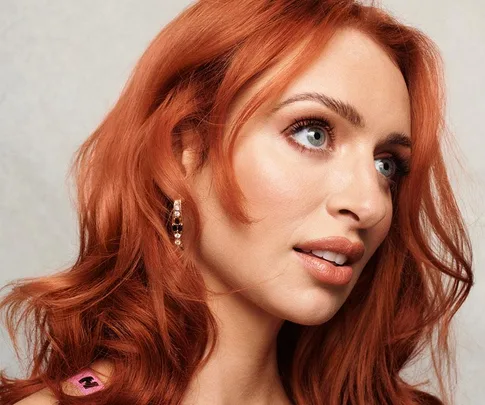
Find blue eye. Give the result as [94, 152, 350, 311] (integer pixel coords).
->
[375, 158, 396, 178]
[282, 114, 411, 190]
[286, 117, 335, 151]
[296, 126, 328, 148]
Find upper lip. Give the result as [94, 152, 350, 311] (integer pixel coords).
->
[294, 236, 365, 266]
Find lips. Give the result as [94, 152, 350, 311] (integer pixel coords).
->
[293, 249, 354, 285]
[292, 236, 364, 285]
[294, 236, 365, 266]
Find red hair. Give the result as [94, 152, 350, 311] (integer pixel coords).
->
[0, 0, 474, 404]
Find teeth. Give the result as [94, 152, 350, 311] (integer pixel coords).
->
[310, 250, 348, 266]
[334, 253, 348, 265]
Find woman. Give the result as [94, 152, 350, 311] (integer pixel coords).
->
[0, 0, 474, 404]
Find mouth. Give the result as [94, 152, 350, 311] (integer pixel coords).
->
[293, 247, 346, 267]
[292, 248, 353, 285]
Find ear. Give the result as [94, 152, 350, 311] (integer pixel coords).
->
[178, 127, 203, 180]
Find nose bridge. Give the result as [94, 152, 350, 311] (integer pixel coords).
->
[326, 147, 388, 228]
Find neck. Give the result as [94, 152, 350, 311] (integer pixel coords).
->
[181, 271, 293, 405]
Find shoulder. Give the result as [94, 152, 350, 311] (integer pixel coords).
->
[13, 359, 114, 404]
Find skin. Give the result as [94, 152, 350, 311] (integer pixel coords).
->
[180, 27, 411, 405]
[14, 27, 412, 405]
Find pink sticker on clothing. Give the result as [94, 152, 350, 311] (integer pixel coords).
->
[67, 369, 104, 394]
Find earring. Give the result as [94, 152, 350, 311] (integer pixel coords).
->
[171, 199, 183, 247]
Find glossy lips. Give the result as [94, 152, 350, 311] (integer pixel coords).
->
[294, 236, 365, 285]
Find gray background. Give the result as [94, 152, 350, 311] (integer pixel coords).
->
[0, 1, 483, 404]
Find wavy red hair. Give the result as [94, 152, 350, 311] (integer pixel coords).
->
[0, 0, 474, 404]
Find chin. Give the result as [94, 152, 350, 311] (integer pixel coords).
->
[285, 306, 342, 326]
[265, 289, 347, 326]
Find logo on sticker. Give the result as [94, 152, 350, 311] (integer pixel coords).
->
[79, 375, 100, 389]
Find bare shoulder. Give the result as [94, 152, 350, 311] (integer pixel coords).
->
[13, 359, 114, 404]
[12, 387, 57, 405]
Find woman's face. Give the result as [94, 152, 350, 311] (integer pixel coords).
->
[186, 28, 411, 325]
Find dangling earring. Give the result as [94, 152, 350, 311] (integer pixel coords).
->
[171, 199, 183, 248]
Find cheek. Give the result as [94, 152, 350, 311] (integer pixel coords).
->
[233, 132, 311, 221]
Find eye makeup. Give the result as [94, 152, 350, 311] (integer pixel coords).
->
[280, 112, 411, 190]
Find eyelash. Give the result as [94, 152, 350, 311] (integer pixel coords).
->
[283, 114, 411, 190]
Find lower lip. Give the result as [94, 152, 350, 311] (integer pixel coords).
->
[294, 249, 353, 285]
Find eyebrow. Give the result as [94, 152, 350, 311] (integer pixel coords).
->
[270, 91, 412, 150]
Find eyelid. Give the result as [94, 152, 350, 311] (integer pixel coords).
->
[281, 113, 412, 187]
[282, 111, 334, 132]
[282, 113, 337, 152]
[283, 112, 410, 160]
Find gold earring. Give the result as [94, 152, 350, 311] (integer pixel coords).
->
[171, 199, 183, 248]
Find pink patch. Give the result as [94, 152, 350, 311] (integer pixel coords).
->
[67, 369, 104, 394]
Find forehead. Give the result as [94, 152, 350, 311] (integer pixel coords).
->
[278, 28, 411, 135]
[234, 28, 411, 139]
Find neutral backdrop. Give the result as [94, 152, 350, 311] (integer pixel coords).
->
[0, 1, 483, 404]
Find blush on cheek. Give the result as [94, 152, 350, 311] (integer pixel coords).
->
[234, 132, 314, 217]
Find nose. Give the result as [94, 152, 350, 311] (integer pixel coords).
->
[325, 151, 389, 229]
